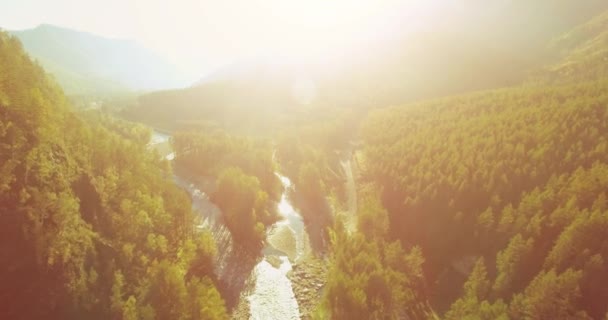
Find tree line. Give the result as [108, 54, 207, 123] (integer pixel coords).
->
[360, 79, 608, 318]
[0, 32, 227, 320]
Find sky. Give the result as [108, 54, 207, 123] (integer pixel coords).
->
[0, 0, 446, 76]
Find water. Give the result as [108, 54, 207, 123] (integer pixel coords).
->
[248, 257, 299, 320]
[275, 175, 305, 259]
[149, 131, 170, 146]
[149, 131, 175, 160]
[247, 174, 302, 320]
[172, 175, 221, 227]
[151, 129, 216, 224]
[151, 130, 303, 319]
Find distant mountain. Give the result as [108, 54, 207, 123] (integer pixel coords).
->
[10, 24, 188, 95]
[126, 1, 608, 132]
[126, 29, 530, 132]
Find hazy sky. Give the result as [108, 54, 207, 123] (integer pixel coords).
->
[0, 0, 446, 75]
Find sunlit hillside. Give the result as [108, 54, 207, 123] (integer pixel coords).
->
[2, 1, 608, 319]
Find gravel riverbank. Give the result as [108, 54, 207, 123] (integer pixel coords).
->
[288, 257, 327, 319]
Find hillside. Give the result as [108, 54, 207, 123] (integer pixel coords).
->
[351, 11, 608, 318]
[124, 32, 530, 132]
[124, 0, 608, 132]
[10, 24, 188, 95]
[4, 2, 608, 319]
[537, 11, 608, 83]
[0, 31, 227, 319]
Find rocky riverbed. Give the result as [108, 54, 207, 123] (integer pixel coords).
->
[288, 257, 327, 319]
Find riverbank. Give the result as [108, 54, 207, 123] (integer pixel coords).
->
[288, 256, 327, 319]
[150, 130, 330, 319]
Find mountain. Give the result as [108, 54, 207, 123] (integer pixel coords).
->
[125, 32, 530, 133]
[9, 24, 188, 95]
[126, 0, 608, 132]
[290, 7, 608, 318]
[340, 10, 608, 319]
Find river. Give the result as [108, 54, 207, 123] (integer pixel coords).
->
[248, 173, 303, 320]
[150, 131, 303, 320]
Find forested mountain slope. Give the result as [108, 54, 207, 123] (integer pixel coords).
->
[124, 0, 608, 133]
[9, 24, 188, 95]
[0, 32, 227, 319]
[537, 11, 608, 83]
[123, 34, 528, 133]
[358, 13, 608, 318]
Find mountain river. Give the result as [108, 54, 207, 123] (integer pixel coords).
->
[150, 131, 303, 320]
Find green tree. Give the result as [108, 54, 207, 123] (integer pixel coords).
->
[509, 269, 591, 319]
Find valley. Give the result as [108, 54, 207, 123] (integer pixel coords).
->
[149, 130, 335, 320]
[3, 1, 608, 319]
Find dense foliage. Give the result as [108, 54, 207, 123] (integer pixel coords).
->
[6, 5, 608, 320]
[361, 76, 608, 317]
[274, 109, 359, 249]
[211, 167, 272, 251]
[125, 71, 303, 133]
[316, 190, 434, 319]
[321, 12, 608, 318]
[172, 131, 280, 252]
[0, 32, 227, 319]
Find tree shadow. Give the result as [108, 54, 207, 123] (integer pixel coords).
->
[210, 222, 259, 310]
[289, 189, 332, 255]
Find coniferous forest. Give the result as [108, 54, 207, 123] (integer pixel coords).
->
[0, 33, 227, 319]
[3, 1, 608, 319]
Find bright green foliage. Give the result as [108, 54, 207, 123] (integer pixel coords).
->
[464, 259, 491, 300]
[446, 259, 509, 320]
[357, 190, 389, 240]
[274, 111, 358, 249]
[360, 14, 608, 316]
[0, 32, 227, 319]
[362, 75, 608, 315]
[493, 234, 534, 295]
[172, 130, 282, 252]
[321, 193, 431, 320]
[313, 12, 608, 319]
[122, 296, 139, 320]
[172, 130, 281, 202]
[321, 227, 432, 320]
[187, 277, 229, 320]
[211, 167, 272, 251]
[509, 269, 591, 320]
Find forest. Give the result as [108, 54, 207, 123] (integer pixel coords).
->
[171, 130, 280, 252]
[345, 12, 608, 319]
[360, 80, 608, 318]
[3, 1, 608, 319]
[0, 32, 227, 319]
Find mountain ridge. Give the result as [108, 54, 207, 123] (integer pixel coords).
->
[9, 23, 189, 95]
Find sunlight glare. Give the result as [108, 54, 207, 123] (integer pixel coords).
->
[131, 0, 442, 73]
[291, 76, 317, 105]
[256, 0, 423, 60]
